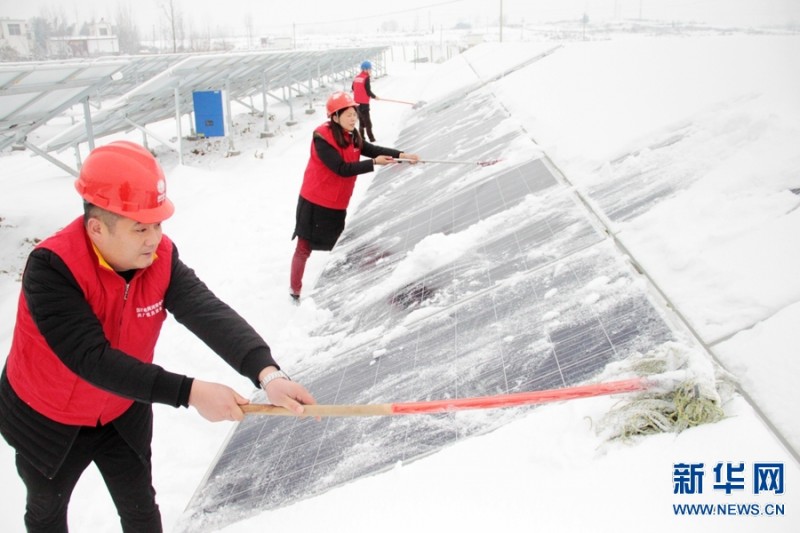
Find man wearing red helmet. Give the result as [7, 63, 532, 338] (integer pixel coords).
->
[290, 92, 419, 301]
[0, 141, 316, 532]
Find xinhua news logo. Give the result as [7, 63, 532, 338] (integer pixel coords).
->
[672, 461, 786, 518]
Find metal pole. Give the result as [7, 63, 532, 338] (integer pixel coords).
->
[124, 118, 177, 152]
[173, 87, 184, 165]
[306, 69, 314, 114]
[82, 97, 95, 151]
[224, 79, 239, 155]
[499, 0, 503, 43]
[261, 72, 274, 138]
[24, 141, 79, 177]
[286, 83, 296, 126]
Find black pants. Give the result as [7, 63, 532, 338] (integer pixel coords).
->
[16, 422, 161, 533]
[357, 103, 375, 142]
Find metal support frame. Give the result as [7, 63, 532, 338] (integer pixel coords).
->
[261, 73, 274, 138]
[23, 140, 79, 177]
[224, 79, 240, 156]
[6, 49, 388, 174]
[123, 117, 180, 156]
[233, 97, 259, 115]
[284, 84, 296, 126]
[82, 98, 96, 151]
[173, 88, 184, 165]
[305, 71, 316, 114]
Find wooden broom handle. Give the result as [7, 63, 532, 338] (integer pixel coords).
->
[241, 378, 648, 418]
[241, 403, 393, 417]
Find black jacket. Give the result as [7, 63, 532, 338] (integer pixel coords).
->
[314, 136, 400, 176]
[0, 243, 278, 478]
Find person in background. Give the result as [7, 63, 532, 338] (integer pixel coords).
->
[290, 91, 419, 302]
[352, 59, 379, 142]
[0, 141, 316, 532]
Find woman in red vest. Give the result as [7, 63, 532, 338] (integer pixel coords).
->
[290, 91, 419, 301]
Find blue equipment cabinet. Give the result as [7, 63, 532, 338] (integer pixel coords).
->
[192, 90, 226, 137]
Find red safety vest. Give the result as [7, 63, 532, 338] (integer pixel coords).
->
[352, 71, 370, 104]
[6, 217, 173, 426]
[299, 123, 362, 210]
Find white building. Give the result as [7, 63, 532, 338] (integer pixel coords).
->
[47, 19, 119, 58]
[260, 36, 293, 50]
[0, 18, 32, 58]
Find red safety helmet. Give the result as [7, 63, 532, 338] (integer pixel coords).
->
[326, 91, 357, 117]
[75, 141, 175, 223]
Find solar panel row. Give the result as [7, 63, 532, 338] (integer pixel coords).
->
[0, 47, 386, 155]
[178, 81, 682, 531]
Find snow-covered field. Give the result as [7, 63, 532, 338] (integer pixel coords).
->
[1, 24, 798, 533]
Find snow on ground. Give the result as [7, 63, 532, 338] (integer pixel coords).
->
[1, 26, 799, 533]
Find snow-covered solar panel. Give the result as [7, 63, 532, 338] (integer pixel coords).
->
[577, 131, 701, 224]
[92, 53, 194, 99]
[43, 47, 385, 153]
[179, 70, 684, 532]
[0, 59, 127, 151]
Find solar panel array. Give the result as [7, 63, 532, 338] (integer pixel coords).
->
[0, 48, 384, 155]
[0, 59, 127, 151]
[178, 73, 685, 531]
[43, 47, 385, 152]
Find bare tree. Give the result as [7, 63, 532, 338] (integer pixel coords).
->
[244, 12, 254, 50]
[159, 0, 182, 53]
[186, 17, 196, 52]
[202, 22, 213, 52]
[185, 15, 209, 52]
[29, 17, 53, 58]
[35, 5, 74, 58]
[116, 1, 141, 54]
[0, 44, 23, 62]
[40, 5, 73, 37]
[176, 11, 186, 51]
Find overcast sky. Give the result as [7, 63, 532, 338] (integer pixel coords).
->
[2, 0, 799, 36]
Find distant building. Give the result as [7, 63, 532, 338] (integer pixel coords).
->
[463, 33, 485, 47]
[0, 18, 32, 59]
[260, 36, 293, 50]
[48, 19, 119, 58]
